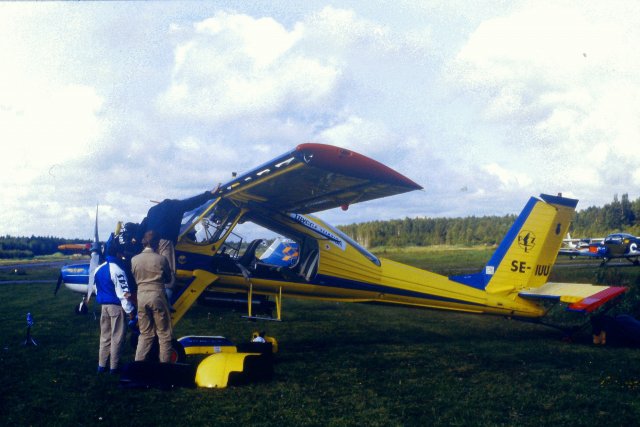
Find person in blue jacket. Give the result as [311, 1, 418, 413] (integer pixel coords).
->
[95, 245, 135, 374]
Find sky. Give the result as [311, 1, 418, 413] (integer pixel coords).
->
[1, 1, 639, 240]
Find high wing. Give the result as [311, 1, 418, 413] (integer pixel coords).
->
[216, 143, 422, 214]
[519, 282, 627, 313]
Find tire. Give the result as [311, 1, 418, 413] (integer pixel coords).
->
[169, 339, 186, 364]
[144, 337, 186, 364]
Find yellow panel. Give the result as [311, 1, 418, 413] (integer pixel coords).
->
[184, 345, 237, 355]
[195, 353, 256, 388]
[485, 201, 557, 294]
[171, 270, 219, 326]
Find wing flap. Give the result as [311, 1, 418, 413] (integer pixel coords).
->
[519, 282, 627, 313]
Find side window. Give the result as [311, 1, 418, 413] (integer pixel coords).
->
[223, 220, 300, 268]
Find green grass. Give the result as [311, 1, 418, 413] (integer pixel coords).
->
[0, 253, 76, 266]
[0, 267, 62, 282]
[374, 246, 494, 275]
[3, 250, 640, 426]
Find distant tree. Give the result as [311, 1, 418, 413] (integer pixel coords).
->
[339, 194, 640, 249]
[0, 235, 86, 259]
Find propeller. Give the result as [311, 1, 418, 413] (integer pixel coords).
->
[54, 273, 63, 296]
[78, 204, 100, 312]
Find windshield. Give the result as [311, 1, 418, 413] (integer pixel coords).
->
[179, 198, 239, 245]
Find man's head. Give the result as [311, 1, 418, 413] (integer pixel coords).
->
[142, 230, 160, 250]
[106, 240, 119, 258]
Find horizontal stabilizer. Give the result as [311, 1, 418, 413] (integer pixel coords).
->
[519, 282, 627, 313]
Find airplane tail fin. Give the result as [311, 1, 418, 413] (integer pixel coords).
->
[484, 194, 577, 294]
[451, 194, 577, 295]
[448, 193, 627, 313]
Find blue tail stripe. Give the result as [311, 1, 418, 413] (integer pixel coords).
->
[485, 196, 538, 271]
[448, 272, 487, 290]
[448, 196, 539, 291]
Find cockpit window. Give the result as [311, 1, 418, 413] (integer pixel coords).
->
[605, 234, 626, 245]
[179, 198, 239, 245]
[314, 216, 381, 266]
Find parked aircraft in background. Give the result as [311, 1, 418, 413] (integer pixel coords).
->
[57, 243, 92, 255]
[54, 206, 101, 313]
[560, 232, 640, 265]
[561, 234, 604, 251]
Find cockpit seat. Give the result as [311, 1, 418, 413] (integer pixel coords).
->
[237, 239, 264, 269]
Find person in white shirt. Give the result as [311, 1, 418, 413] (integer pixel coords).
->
[95, 245, 135, 374]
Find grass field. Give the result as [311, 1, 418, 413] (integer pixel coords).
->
[2, 248, 640, 426]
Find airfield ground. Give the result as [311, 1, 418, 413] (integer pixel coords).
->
[2, 248, 640, 426]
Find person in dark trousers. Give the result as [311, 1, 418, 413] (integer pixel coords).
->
[95, 245, 135, 374]
[138, 187, 219, 302]
[592, 313, 640, 346]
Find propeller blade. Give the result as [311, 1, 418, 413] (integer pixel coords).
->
[85, 204, 100, 304]
[54, 273, 63, 296]
[93, 204, 99, 243]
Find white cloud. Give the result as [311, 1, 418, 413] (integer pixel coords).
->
[0, 83, 105, 232]
[317, 115, 395, 153]
[2, 2, 640, 239]
[483, 163, 532, 189]
[158, 10, 339, 123]
[447, 2, 640, 204]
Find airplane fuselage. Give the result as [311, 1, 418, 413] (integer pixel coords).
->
[172, 210, 546, 321]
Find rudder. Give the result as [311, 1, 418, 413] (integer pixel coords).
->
[483, 194, 578, 295]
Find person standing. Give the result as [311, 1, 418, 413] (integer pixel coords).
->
[131, 230, 173, 363]
[95, 246, 135, 374]
[138, 186, 219, 302]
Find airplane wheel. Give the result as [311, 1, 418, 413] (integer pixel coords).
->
[169, 339, 186, 364]
[138, 337, 186, 364]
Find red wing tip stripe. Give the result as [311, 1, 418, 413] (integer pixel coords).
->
[568, 286, 628, 312]
[295, 143, 423, 190]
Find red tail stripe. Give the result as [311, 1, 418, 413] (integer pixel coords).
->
[568, 286, 628, 312]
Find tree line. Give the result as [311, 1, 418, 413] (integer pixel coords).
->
[0, 235, 85, 259]
[338, 194, 640, 248]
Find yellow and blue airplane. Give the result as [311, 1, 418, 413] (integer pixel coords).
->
[59, 143, 627, 327]
[164, 143, 626, 326]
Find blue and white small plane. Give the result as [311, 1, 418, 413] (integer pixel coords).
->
[54, 205, 101, 313]
[560, 232, 640, 266]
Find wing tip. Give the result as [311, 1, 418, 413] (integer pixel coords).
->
[295, 143, 423, 190]
[568, 286, 628, 312]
